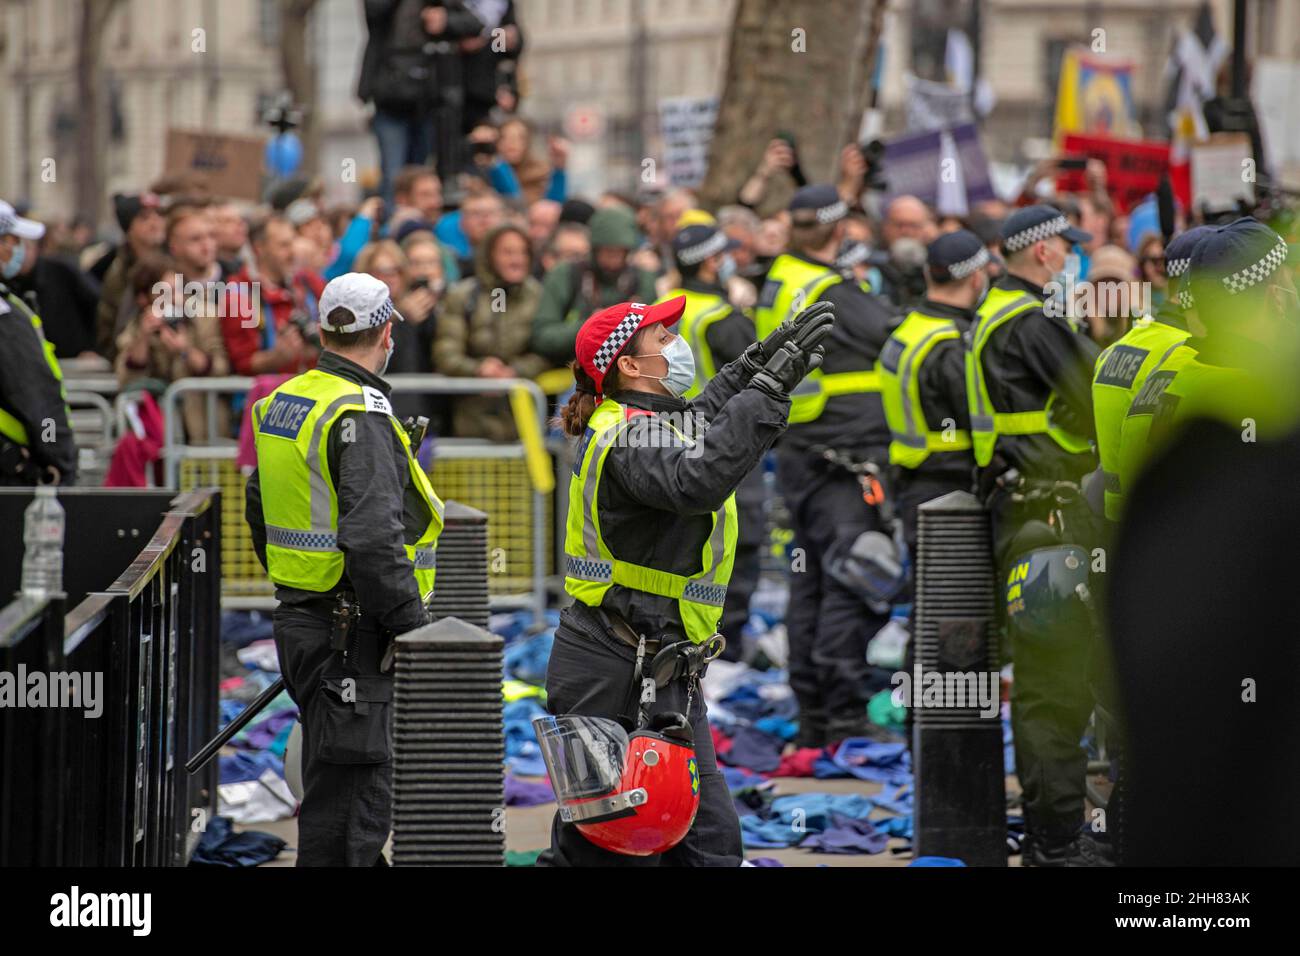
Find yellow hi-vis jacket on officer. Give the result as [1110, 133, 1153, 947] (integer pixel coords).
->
[880, 304, 973, 469]
[965, 280, 1094, 469]
[0, 285, 78, 482]
[1117, 342, 1300, 503]
[565, 398, 737, 644]
[252, 364, 444, 603]
[659, 286, 734, 399]
[754, 252, 881, 424]
[1092, 314, 1189, 519]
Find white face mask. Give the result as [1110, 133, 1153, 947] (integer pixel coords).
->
[633, 335, 696, 397]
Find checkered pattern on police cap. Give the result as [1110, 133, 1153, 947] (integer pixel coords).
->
[673, 223, 738, 267]
[1186, 218, 1296, 311]
[790, 184, 848, 226]
[1162, 225, 1219, 311]
[927, 229, 988, 282]
[1000, 204, 1091, 255]
[0, 200, 45, 241]
[575, 296, 688, 394]
[317, 272, 405, 332]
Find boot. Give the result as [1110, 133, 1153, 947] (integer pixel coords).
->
[1021, 832, 1073, 868]
[1066, 831, 1116, 867]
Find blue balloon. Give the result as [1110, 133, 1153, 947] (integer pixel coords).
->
[265, 132, 303, 178]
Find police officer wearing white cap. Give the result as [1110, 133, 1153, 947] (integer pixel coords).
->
[0, 201, 77, 486]
[964, 204, 1103, 866]
[245, 272, 446, 865]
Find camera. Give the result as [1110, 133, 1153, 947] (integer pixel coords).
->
[857, 139, 888, 192]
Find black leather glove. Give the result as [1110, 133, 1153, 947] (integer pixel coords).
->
[749, 339, 826, 400]
[740, 300, 836, 376]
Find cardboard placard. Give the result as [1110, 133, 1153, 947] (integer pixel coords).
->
[1191, 133, 1255, 212]
[164, 129, 267, 202]
[1055, 133, 1170, 213]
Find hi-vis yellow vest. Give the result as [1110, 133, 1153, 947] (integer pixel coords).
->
[1117, 343, 1299, 505]
[0, 291, 68, 447]
[657, 287, 733, 399]
[879, 309, 972, 469]
[253, 368, 445, 601]
[965, 285, 1092, 467]
[1092, 318, 1189, 520]
[754, 253, 879, 424]
[564, 399, 737, 643]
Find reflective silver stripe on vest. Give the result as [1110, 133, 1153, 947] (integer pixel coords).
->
[971, 296, 1037, 429]
[413, 547, 437, 569]
[265, 524, 339, 552]
[305, 393, 367, 530]
[565, 555, 613, 582]
[897, 323, 954, 448]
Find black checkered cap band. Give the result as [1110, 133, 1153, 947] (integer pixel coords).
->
[1166, 257, 1191, 278]
[593, 305, 647, 373]
[1004, 215, 1070, 254]
[1221, 240, 1289, 294]
[948, 247, 990, 280]
[329, 296, 394, 332]
[678, 231, 728, 266]
[817, 199, 849, 225]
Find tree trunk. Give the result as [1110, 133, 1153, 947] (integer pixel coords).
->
[75, 0, 122, 230]
[279, 0, 321, 175]
[700, 0, 872, 212]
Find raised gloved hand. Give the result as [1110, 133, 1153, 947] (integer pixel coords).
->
[748, 320, 832, 400]
[740, 300, 836, 377]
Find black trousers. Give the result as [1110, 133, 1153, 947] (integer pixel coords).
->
[536, 611, 743, 867]
[718, 541, 760, 662]
[776, 451, 888, 743]
[987, 489, 1097, 845]
[273, 603, 394, 866]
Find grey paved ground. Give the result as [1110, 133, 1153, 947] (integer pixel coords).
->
[238, 773, 1040, 868]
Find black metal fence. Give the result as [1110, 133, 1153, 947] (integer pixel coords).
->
[0, 488, 221, 866]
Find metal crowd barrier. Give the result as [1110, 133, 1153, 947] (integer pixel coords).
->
[158, 375, 552, 623]
[0, 489, 220, 866]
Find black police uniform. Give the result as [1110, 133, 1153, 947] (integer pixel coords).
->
[1110, 418, 1300, 865]
[775, 254, 899, 746]
[893, 297, 975, 557]
[975, 269, 1101, 859]
[245, 350, 429, 866]
[0, 284, 78, 485]
[675, 276, 766, 661]
[540, 358, 789, 866]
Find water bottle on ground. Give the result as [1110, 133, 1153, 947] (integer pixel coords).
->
[21, 485, 65, 597]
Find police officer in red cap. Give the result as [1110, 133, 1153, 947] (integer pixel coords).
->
[540, 294, 833, 866]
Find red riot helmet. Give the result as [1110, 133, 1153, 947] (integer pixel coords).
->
[533, 711, 701, 856]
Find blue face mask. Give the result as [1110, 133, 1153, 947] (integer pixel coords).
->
[717, 254, 737, 283]
[2, 241, 25, 280]
[634, 335, 696, 397]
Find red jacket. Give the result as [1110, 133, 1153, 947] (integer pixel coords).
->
[221, 266, 325, 376]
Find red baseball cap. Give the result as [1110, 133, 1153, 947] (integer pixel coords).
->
[575, 296, 686, 395]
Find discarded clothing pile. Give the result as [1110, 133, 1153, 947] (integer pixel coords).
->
[216, 614, 300, 828]
[190, 815, 286, 867]
[494, 610, 560, 785]
[736, 789, 914, 854]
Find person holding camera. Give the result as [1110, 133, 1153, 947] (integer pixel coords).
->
[222, 214, 320, 378]
[116, 252, 229, 442]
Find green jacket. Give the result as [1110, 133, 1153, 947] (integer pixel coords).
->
[529, 260, 657, 366]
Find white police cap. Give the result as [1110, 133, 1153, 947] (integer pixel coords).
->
[318, 272, 405, 332]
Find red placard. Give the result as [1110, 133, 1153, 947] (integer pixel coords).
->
[1055, 134, 1173, 213]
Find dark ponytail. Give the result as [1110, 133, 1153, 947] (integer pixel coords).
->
[559, 364, 600, 437]
[557, 327, 647, 437]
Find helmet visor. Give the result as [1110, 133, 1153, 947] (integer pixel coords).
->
[532, 715, 630, 803]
